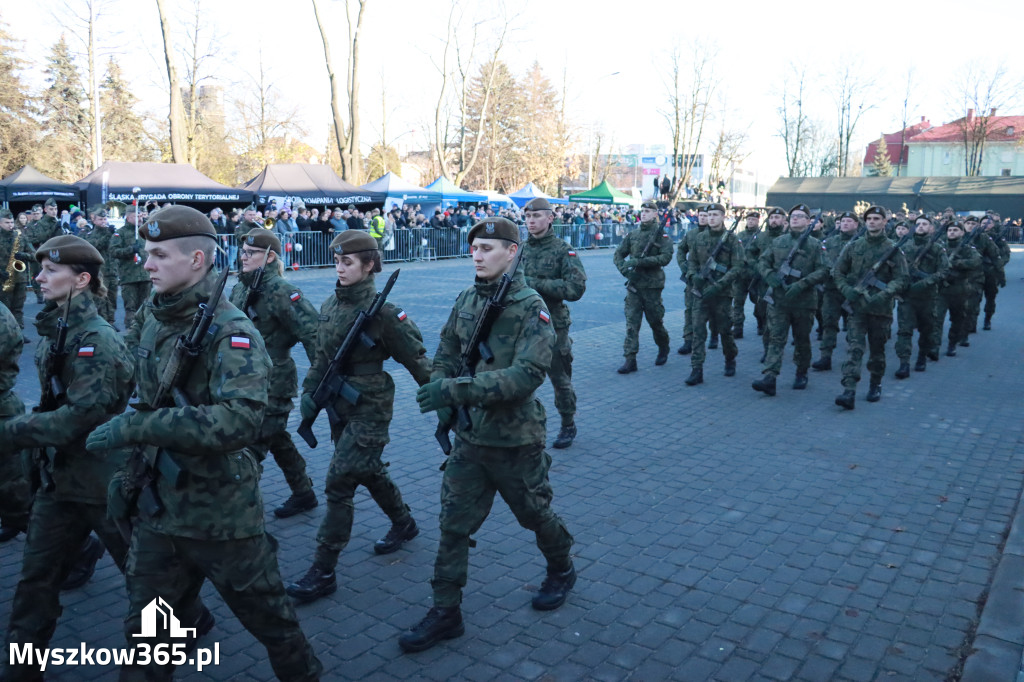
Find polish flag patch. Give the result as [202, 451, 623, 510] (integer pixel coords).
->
[567, 250, 577, 256]
[230, 336, 251, 349]
[539, 310, 550, 324]
[396, 310, 407, 321]
[78, 346, 95, 357]
[289, 291, 302, 302]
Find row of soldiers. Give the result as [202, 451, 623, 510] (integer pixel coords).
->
[0, 197, 585, 678]
[614, 201, 1010, 408]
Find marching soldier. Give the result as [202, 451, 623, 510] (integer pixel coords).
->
[731, 209, 761, 339]
[932, 221, 982, 358]
[0, 208, 33, 332]
[812, 211, 860, 371]
[893, 216, 948, 377]
[83, 208, 119, 325]
[614, 200, 673, 373]
[751, 204, 827, 395]
[228, 229, 320, 518]
[976, 214, 1007, 331]
[234, 205, 262, 271]
[86, 206, 322, 681]
[403, 217, 575, 653]
[109, 210, 152, 328]
[747, 208, 788, 361]
[676, 206, 708, 355]
[0, 304, 30, 543]
[286, 230, 431, 605]
[520, 197, 587, 449]
[833, 206, 909, 409]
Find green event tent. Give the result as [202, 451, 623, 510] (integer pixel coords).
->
[567, 180, 634, 205]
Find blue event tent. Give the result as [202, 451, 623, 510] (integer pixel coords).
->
[425, 176, 487, 206]
[360, 172, 441, 210]
[508, 182, 568, 207]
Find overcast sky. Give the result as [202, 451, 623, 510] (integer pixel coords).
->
[5, 0, 1023, 184]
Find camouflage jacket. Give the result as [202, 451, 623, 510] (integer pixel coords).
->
[25, 215, 62, 249]
[675, 226, 705, 280]
[0, 304, 24, 417]
[901, 234, 949, 298]
[431, 271, 553, 448]
[973, 232, 1005, 279]
[821, 231, 860, 290]
[757, 230, 827, 310]
[521, 230, 587, 330]
[5, 293, 133, 503]
[303, 275, 431, 430]
[229, 268, 318, 414]
[990, 230, 1011, 266]
[0, 228, 31, 284]
[124, 269, 272, 540]
[686, 227, 745, 292]
[833, 232, 909, 315]
[83, 224, 119, 282]
[613, 219, 674, 289]
[746, 224, 785, 266]
[109, 226, 149, 284]
[939, 238, 983, 296]
[735, 227, 761, 276]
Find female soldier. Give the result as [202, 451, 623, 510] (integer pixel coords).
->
[286, 230, 431, 605]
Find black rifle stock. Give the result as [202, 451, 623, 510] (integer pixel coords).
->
[692, 218, 741, 299]
[32, 294, 73, 493]
[763, 222, 815, 305]
[297, 269, 400, 449]
[841, 232, 912, 314]
[908, 226, 947, 282]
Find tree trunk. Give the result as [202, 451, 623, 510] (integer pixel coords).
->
[155, 0, 186, 163]
[312, 0, 350, 179]
[346, 0, 367, 183]
[88, 0, 102, 169]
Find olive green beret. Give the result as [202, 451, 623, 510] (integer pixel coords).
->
[242, 227, 282, 255]
[640, 200, 658, 210]
[745, 210, 760, 218]
[963, 214, 979, 223]
[767, 207, 786, 217]
[467, 217, 519, 245]
[35, 235, 104, 265]
[140, 205, 218, 242]
[838, 211, 858, 221]
[523, 197, 553, 212]
[44, 198, 57, 208]
[330, 230, 378, 255]
[789, 204, 811, 216]
[706, 203, 726, 213]
[863, 205, 886, 219]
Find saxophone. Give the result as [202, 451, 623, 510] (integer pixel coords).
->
[3, 229, 27, 293]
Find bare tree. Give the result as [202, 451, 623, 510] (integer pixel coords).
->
[831, 63, 875, 177]
[234, 53, 307, 182]
[895, 68, 915, 176]
[777, 65, 809, 177]
[949, 60, 1019, 176]
[661, 42, 716, 203]
[155, 0, 186, 162]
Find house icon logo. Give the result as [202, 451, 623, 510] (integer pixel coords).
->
[132, 597, 197, 639]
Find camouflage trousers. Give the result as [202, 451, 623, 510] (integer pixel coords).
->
[894, 295, 936, 361]
[731, 272, 754, 330]
[762, 304, 814, 377]
[982, 270, 1000, 319]
[965, 282, 983, 333]
[0, 281, 26, 328]
[682, 284, 694, 343]
[98, 281, 119, 325]
[840, 311, 892, 389]
[932, 290, 969, 349]
[691, 292, 736, 369]
[120, 281, 151, 328]
[0, 448, 31, 533]
[122, 527, 322, 682]
[314, 418, 410, 569]
[432, 439, 573, 608]
[3, 492, 129, 681]
[622, 287, 669, 358]
[548, 326, 576, 425]
[817, 287, 845, 357]
[254, 412, 313, 497]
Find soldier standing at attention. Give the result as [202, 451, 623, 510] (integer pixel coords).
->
[109, 210, 152, 328]
[229, 229, 320, 518]
[676, 206, 708, 355]
[286, 230, 431, 605]
[520, 197, 587, 449]
[83, 208, 119, 326]
[813, 211, 860, 372]
[747, 208, 788, 361]
[893, 216, 948, 377]
[85, 206, 322, 681]
[0, 209, 33, 333]
[731, 210, 761, 339]
[401, 217, 574, 653]
[832, 206, 908, 410]
[0, 304, 30, 543]
[613, 200, 673, 373]
[751, 204, 827, 396]
[684, 202, 743, 386]
[0, 236, 136, 680]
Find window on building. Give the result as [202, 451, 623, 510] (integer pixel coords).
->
[1002, 169, 1012, 177]
[1007, 126, 1015, 136]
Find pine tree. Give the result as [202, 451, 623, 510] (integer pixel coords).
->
[100, 56, 154, 162]
[38, 35, 91, 182]
[0, 19, 39, 178]
[871, 135, 893, 177]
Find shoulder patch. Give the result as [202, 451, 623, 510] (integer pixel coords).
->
[77, 346, 95, 357]
[230, 336, 251, 350]
[289, 291, 302, 302]
[318, 314, 330, 322]
[396, 310, 407, 321]
[539, 310, 550, 324]
[567, 250, 577, 256]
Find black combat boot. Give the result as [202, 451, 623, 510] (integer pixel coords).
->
[811, 356, 831, 371]
[958, 338, 970, 347]
[617, 357, 638, 374]
[983, 315, 992, 330]
[708, 333, 719, 350]
[398, 606, 465, 653]
[273, 489, 318, 519]
[61, 535, 105, 591]
[894, 362, 910, 379]
[927, 349, 940, 362]
[286, 565, 337, 604]
[756, 323, 765, 336]
[532, 564, 577, 611]
[654, 347, 669, 366]
[915, 355, 926, 372]
[552, 423, 577, 449]
[866, 381, 882, 403]
[946, 343, 957, 357]
[752, 374, 776, 396]
[724, 358, 736, 377]
[732, 325, 744, 339]
[792, 373, 808, 390]
[677, 340, 692, 355]
[375, 517, 419, 555]
[684, 368, 704, 386]
[835, 389, 856, 410]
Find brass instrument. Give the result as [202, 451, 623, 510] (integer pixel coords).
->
[3, 229, 27, 293]
[264, 217, 275, 228]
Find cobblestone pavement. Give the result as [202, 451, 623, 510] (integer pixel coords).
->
[2, 247, 1022, 681]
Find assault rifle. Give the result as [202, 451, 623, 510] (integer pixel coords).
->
[763, 221, 816, 305]
[118, 265, 231, 541]
[841, 231, 912, 314]
[692, 217, 741, 299]
[298, 269, 400, 449]
[241, 245, 271, 320]
[32, 294, 73, 493]
[908, 226, 947, 282]
[434, 249, 525, 459]
[624, 222, 664, 294]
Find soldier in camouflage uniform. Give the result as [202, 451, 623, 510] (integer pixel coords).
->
[0, 236, 136, 681]
[25, 200, 63, 303]
[401, 217, 574, 653]
[932, 222, 982, 358]
[975, 215, 1007, 331]
[832, 206, 909, 409]
[613, 200, 674, 373]
[85, 206, 322, 681]
[747, 208, 788, 361]
[0, 304, 30, 543]
[0, 209, 33, 332]
[286, 230, 431, 605]
[235, 206, 263, 272]
[83, 208, 119, 325]
[520, 197, 587, 449]
[229, 229, 320, 519]
[812, 211, 860, 372]
[676, 206, 708, 355]
[893, 216, 948, 377]
[751, 204, 827, 395]
[731, 210, 761, 339]
[109, 210, 152, 328]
